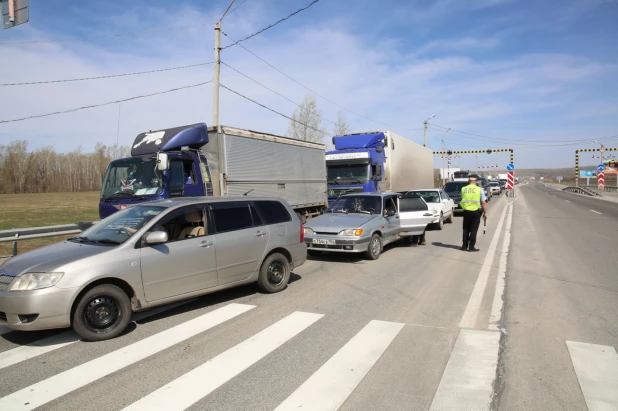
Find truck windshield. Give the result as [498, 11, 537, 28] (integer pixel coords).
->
[71, 205, 165, 245]
[327, 165, 369, 184]
[101, 157, 163, 199]
[327, 195, 381, 214]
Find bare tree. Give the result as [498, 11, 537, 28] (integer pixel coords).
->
[286, 94, 327, 143]
[333, 111, 351, 136]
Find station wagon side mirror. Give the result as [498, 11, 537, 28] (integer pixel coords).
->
[156, 152, 169, 171]
[144, 231, 168, 245]
[387, 209, 396, 217]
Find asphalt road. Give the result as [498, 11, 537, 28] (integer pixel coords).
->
[0, 187, 616, 411]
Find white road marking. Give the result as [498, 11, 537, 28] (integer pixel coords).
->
[275, 320, 404, 411]
[123, 311, 323, 411]
[566, 341, 618, 411]
[565, 200, 572, 203]
[590, 210, 602, 215]
[489, 206, 513, 330]
[0, 303, 255, 410]
[0, 299, 195, 371]
[459, 203, 509, 329]
[429, 329, 500, 411]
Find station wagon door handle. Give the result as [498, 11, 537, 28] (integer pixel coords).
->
[199, 240, 214, 248]
[255, 231, 266, 237]
[423, 213, 433, 216]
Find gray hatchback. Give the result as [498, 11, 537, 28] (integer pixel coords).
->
[0, 196, 305, 341]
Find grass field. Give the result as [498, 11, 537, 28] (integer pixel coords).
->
[0, 191, 100, 256]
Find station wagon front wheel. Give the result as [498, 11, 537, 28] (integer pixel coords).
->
[72, 284, 132, 342]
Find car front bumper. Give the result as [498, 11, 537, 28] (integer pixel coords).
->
[305, 235, 370, 253]
[0, 286, 78, 331]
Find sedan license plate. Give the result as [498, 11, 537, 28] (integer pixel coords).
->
[313, 239, 336, 245]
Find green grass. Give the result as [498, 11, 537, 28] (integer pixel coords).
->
[0, 192, 100, 256]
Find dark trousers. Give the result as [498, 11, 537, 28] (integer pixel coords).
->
[462, 210, 482, 249]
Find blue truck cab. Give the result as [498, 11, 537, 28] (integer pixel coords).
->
[99, 123, 213, 219]
[326, 132, 385, 204]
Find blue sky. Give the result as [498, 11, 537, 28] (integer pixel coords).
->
[0, 0, 617, 169]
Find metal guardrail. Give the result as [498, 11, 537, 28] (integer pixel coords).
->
[0, 222, 96, 256]
[582, 185, 618, 193]
[562, 186, 602, 196]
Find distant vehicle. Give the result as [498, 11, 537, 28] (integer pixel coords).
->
[325, 131, 433, 204]
[442, 181, 469, 213]
[100, 124, 327, 223]
[0, 196, 306, 341]
[303, 193, 435, 259]
[403, 189, 455, 230]
[489, 181, 502, 194]
[470, 174, 492, 202]
[453, 170, 471, 182]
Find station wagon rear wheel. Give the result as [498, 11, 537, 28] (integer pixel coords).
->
[72, 284, 132, 342]
[257, 253, 290, 293]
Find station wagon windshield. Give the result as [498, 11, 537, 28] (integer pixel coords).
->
[101, 157, 163, 199]
[328, 195, 381, 214]
[73, 205, 165, 245]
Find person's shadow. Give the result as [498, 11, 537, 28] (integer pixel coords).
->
[431, 242, 462, 250]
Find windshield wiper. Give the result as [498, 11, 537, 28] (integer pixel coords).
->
[327, 180, 340, 185]
[341, 178, 363, 184]
[89, 239, 121, 245]
[103, 192, 134, 202]
[67, 236, 119, 245]
[332, 209, 348, 214]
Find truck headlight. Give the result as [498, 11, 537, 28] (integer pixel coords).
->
[303, 227, 314, 235]
[339, 229, 363, 236]
[9, 273, 64, 291]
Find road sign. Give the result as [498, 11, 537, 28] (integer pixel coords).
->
[506, 163, 514, 171]
[600, 147, 606, 154]
[1, 0, 29, 29]
[597, 164, 605, 172]
[506, 171, 514, 190]
[598, 171, 605, 190]
[557, 176, 563, 183]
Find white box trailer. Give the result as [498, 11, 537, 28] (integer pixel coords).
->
[204, 126, 327, 221]
[381, 131, 434, 191]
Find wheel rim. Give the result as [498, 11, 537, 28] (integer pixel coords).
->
[267, 261, 286, 286]
[372, 238, 380, 255]
[82, 295, 122, 334]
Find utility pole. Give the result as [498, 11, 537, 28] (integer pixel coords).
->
[423, 114, 436, 147]
[440, 127, 451, 186]
[213, 22, 221, 132]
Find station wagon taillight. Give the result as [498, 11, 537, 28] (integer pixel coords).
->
[300, 221, 304, 243]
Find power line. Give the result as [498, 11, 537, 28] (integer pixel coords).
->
[221, 61, 337, 126]
[221, 0, 321, 49]
[226, 0, 250, 18]
[1, 62, 213, 87]
[0, 81, 213, 124]
[221, 83, 329, 136]
[0, 24, 208, 45]
[219, 0, 238, 22]
[221, 31, 423, 132]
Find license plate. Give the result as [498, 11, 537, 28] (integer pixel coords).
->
[312, 239, 336, 245]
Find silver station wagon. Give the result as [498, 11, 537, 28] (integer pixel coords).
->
[0, 196, 305, 341]
[303, 193, 436, 259]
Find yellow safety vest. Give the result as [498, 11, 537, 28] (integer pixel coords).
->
[460, 185, 482, 211]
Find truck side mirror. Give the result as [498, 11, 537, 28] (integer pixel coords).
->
[157, 153, 169, 171]
[372, 164, 382, 181]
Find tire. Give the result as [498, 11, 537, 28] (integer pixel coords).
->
[365, 234, 382, 260]
[434, 213, 444, 230]
[446, 209, 454, 223]
[257, 253, 291, 293]
[72, 284, 132, 342]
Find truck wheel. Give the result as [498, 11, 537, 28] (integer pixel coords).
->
[446, 209, 454, 223]
[366, 234, 382, 260]
[72, 284, 132, 342]
[434, 213, 444, 230]
[257, 253, 290, 293]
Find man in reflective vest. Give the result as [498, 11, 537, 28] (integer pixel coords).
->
[459, 176, 488, 252]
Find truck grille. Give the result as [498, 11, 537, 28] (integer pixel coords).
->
[0, 275, 14, 292]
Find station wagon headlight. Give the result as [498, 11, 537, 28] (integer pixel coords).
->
[9, 272, 64, 292]
[339, 229, 363, 236]
[303, 227, 314, 235]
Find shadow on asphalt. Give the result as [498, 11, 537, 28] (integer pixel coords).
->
[307, 240, 420, 264]
[431, 242, 463, 250]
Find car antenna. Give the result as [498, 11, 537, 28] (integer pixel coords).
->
[243, 189, 254, 196]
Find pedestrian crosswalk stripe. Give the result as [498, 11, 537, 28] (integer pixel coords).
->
[429, 329, 500, 411]
[566, 341, 618, 411]
[0, 299, 196, 371]
[0, 303, 255, 411]
[274, 320, 404, 411]
[122, 311, 324, 411]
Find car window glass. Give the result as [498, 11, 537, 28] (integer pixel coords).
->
[148, 205, 207, 243]
[399, 197, 429, 212]
[249, 204, 264, 226]
[183, 161, 196, 185]
[169, 160, 185, 194]
[211, 202, 254, 233]
[384, 197, 397, 214]
[254, 201, 292, 224]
